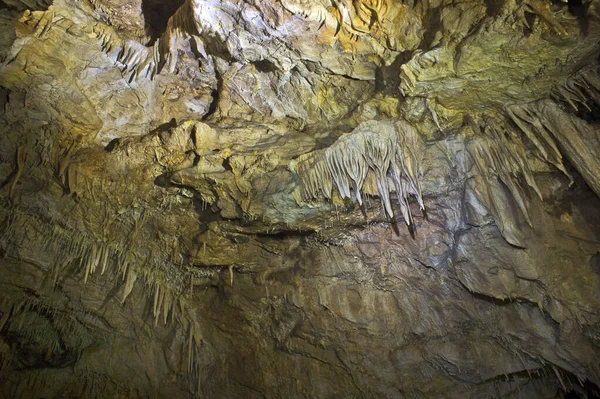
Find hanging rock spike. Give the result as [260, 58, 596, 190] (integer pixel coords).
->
[290, 120, 425, 225]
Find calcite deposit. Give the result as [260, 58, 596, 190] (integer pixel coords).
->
[0, 0, 600, 397]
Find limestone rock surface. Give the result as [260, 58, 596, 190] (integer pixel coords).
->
[1, 0, 600, 398]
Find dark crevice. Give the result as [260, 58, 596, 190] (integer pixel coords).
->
[103, 138, 120, 152]
[0, 0, 53, 12]
[203, 89, 219, 120]
[203, 68, 222, 121]
[469, 291, 528, 307]
[250, 229, 316, 239]
[338, 73, 363, 82]
[252, 59, 279, 74]
[591, 253, 600, 278]
[141, 0, 186, 43]
[558, 96, 600, 124]
[375, 51, 411, 97]
[523, 12, 537, 36]
[567, 0, 589, 35]
[558, 366, 600, 398]
[0, 86, 10, 112]
[151, 117, 178, 136]
[483, 0, 502, 17]
[456, 276, 546, 311]
[105, 119, 178, 152]
[419, 6, 442, 51]
[190, 194, 223, 223]
[468, 362, 600, 398]
[221, 157, 232, 172]
[473, 367, 543, 387]
[2, 316, 77, 370]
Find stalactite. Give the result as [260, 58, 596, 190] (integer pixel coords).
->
[283, 0, 393, 39]
[121, 267, 137, 304]
[280, 0, 333, 30]
[99, 243, 109, 275]
[66, 163, 82, 197]
[94, 25, 118, 53]
[162, 291, 171, 326]
[92, 0, 206, 82]
[2, 207, 210, 396]
[467, 63, 599, 246]
[8, 146, 25, 200]
[93, 25, 159, 82]
[187, 321, 194, 374]
[507, 65, 600, 198]
[124, 40, 160, 81]
[465, 114, 550, 246]
[521, 0, 568, 36]
[536, 99, 600, 197]
[158, 0, 206, 74]
[153, 283, 168, 327]
[290, 120, 425, 224]
[505, 104, 569, 179]
[551, 65, 600, 113]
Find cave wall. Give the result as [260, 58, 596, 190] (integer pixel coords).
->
[0, 0, 600, 397]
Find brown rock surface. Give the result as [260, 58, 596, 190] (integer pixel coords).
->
[0, 0, 600, 397]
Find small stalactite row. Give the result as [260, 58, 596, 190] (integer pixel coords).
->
[551, 65, 600, 115]
[290, 120, 424, 225]
[184, 316, 204, 397]
[507, 64, 600, 197]
[519, 0, 569, 36]
[279, 0, 391, 37]
[466, 115, 543, 247]
[158, 0, 207, 74]
[505, 103, 569, 179]
[466, 65, 600, 246]
[93, 0, 206, 82]
[94, 25, 160, 82]
[0, 207, 205, 395]
[65, 212, 179, 328]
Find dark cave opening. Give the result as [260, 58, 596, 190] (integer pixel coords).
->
[375, 51, 411, 98]
[561, 368, 600, 399]
[141, 0, 186, 43]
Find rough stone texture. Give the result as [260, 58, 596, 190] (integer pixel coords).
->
[0, 0, 600, 398]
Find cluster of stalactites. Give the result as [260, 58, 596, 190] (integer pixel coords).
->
[505, 103, 569, 179]
[290, 120, 424, 225]
[466, 64, 600, 246]
[93, 0, 206, 82]
[508, 64, 600, 198]
[94, 26, 160, 81]
[520, 0, 569, 36]
[1, 209, 206, 395]
[467, 115, 546, 229]
[551, 66, 600, 114]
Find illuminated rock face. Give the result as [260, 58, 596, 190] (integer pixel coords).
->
[0, 0, 600, 397]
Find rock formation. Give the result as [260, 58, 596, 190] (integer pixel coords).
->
[0, 0, 600, 397]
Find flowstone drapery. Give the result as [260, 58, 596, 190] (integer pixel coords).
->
[290, 120, 424, 225]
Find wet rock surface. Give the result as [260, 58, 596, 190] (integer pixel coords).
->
[0, 0, 600, 397]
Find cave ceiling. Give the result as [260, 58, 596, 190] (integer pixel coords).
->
[1, 0, 600, 397]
